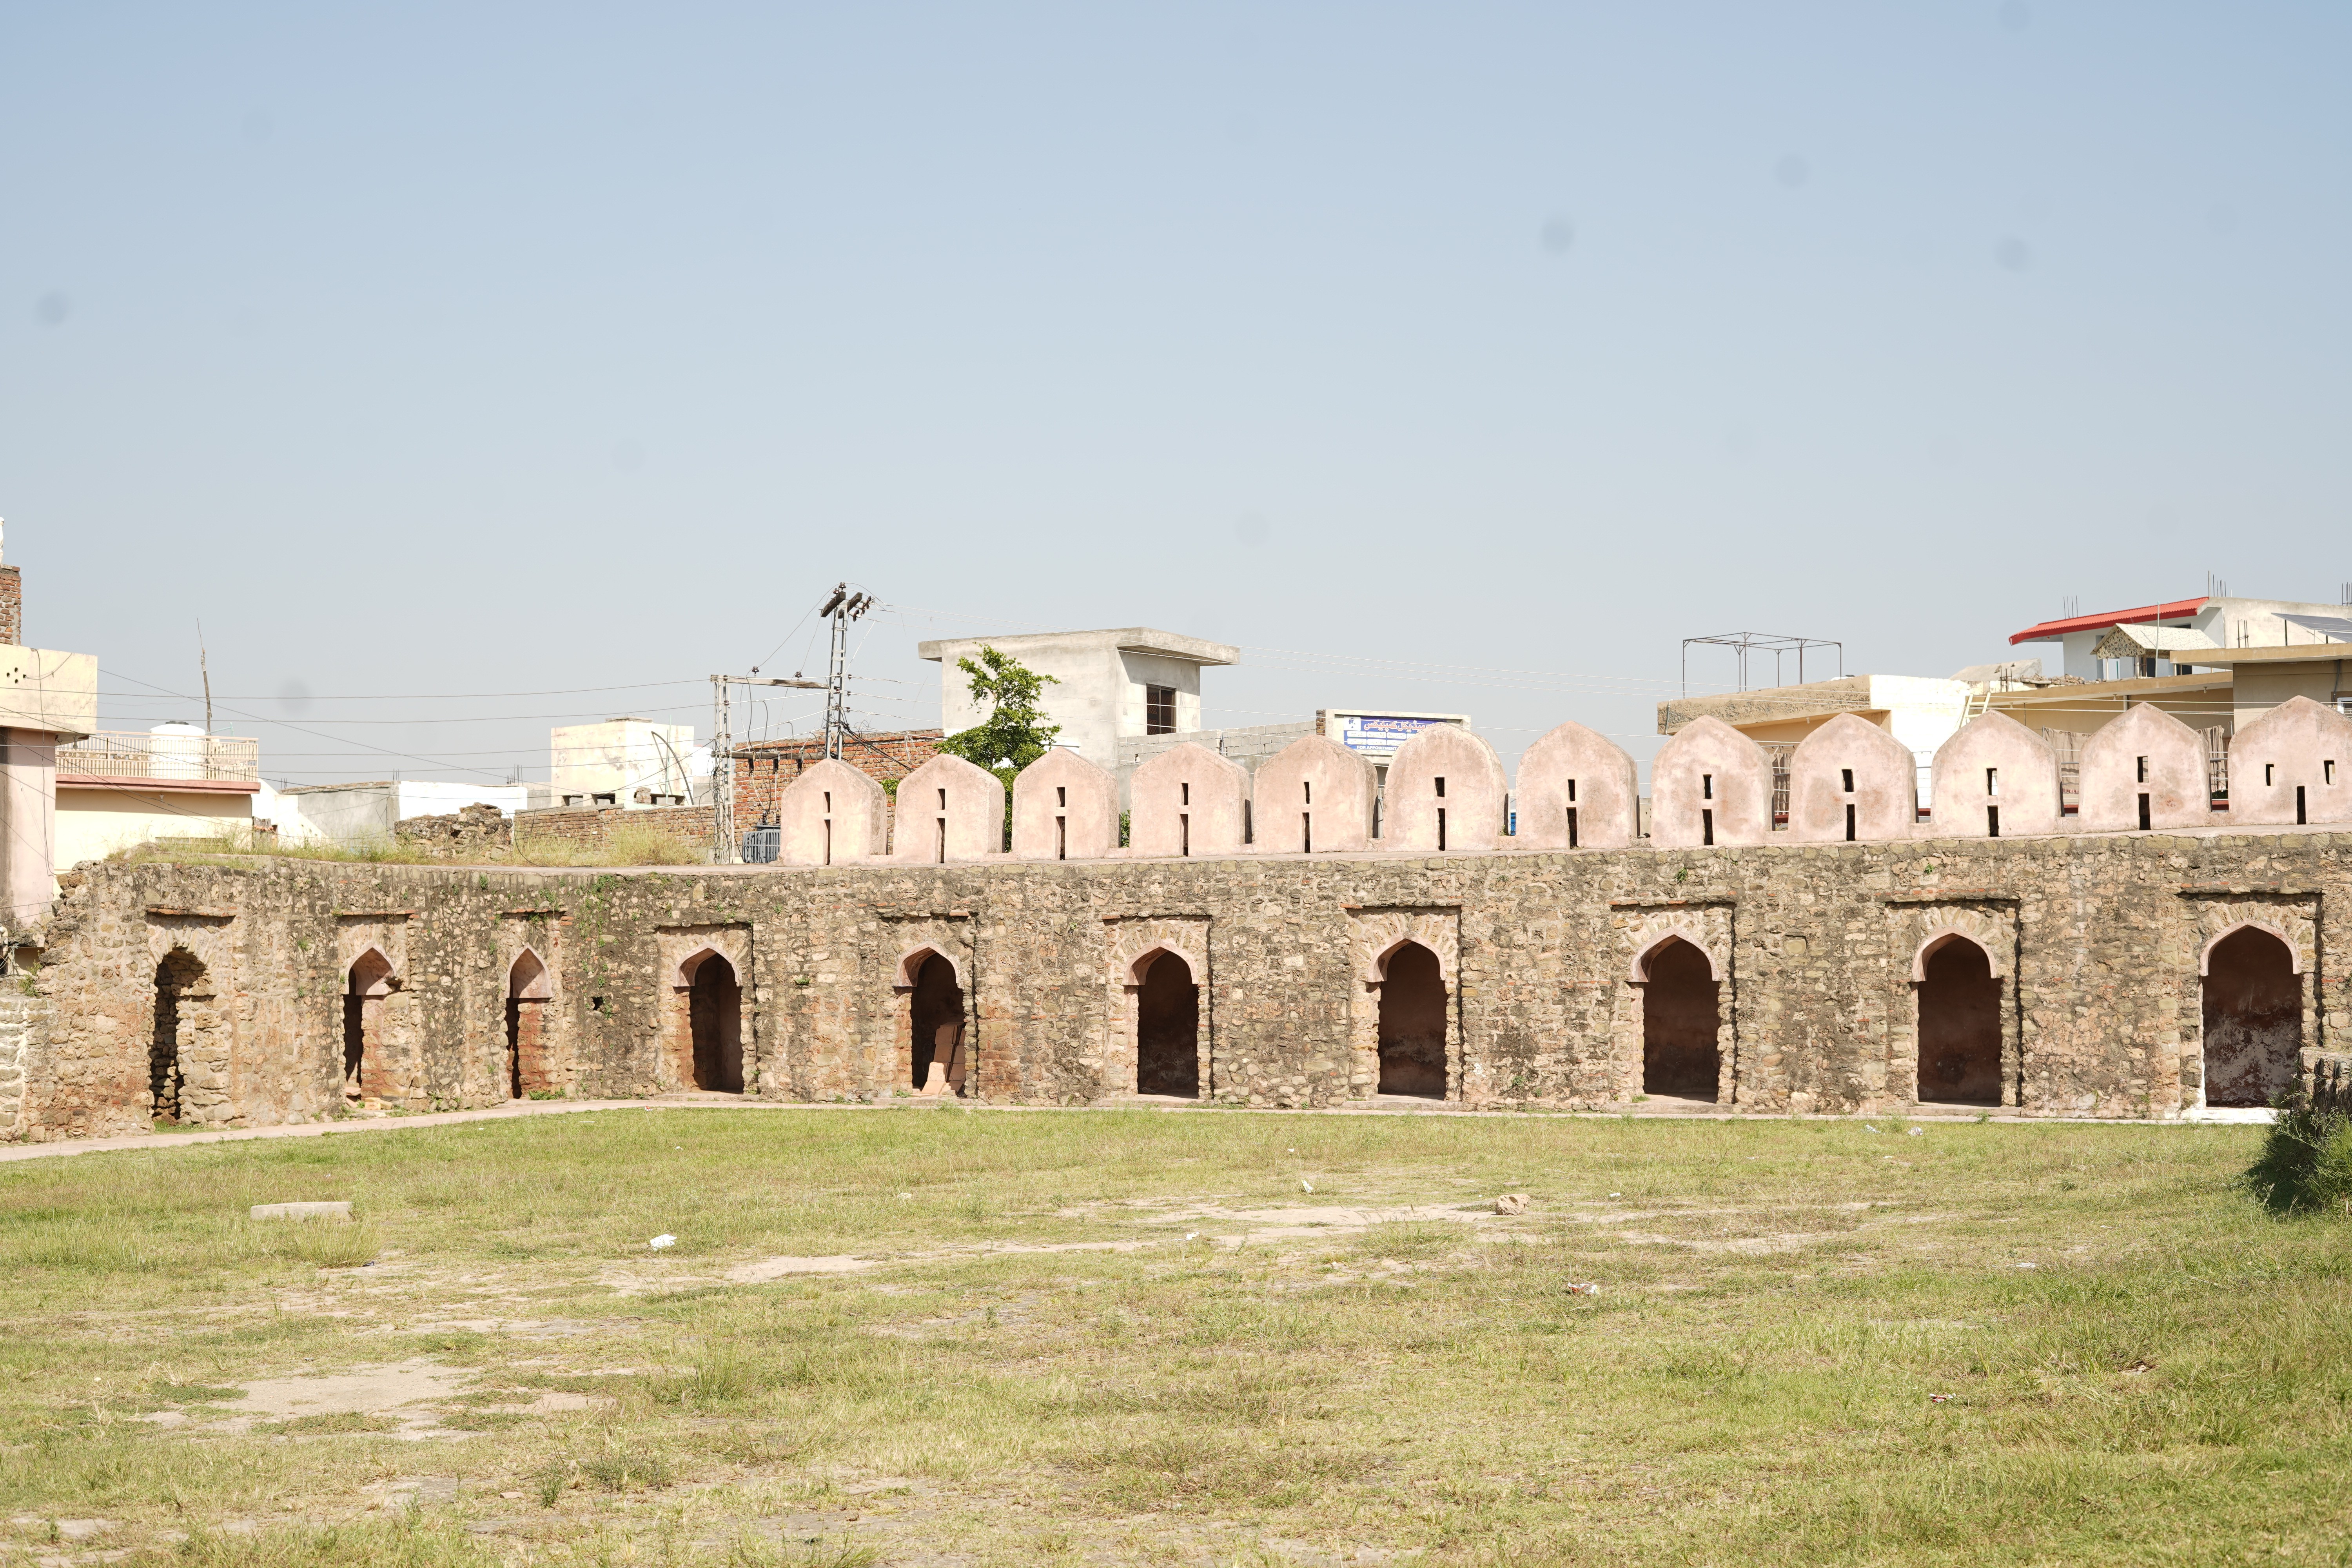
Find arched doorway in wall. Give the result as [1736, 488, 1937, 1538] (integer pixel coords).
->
[686, 953, 744, 1093]
[1376, 941, 1448, 1098]
[1135, 949, 1200, 1098]
[151, 949, 206, 1124]
[908, 951, 967, 1095]
[1915, 936, 2002, 1105]
[1640, 937, 1721, 1101]
[2203, 926, 2301, 1108]
[507, 950, 552, 1100]
[344, 949, 395, 1105]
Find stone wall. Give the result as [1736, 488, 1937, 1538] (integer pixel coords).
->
[9, 826, 2345, 1140]
[394, 802, 514, 859]
[511, 802, 714, 858]
[0, 977, 41, 1141]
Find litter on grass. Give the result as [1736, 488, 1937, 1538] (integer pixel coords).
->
[1301, 1180, 1314, 1193]
[1564, 1283, 1601, 1296]
[648, 1235, 677, 1250]
[1906, 1127, 1923, 1137]
[250, 1202, 351, 1223]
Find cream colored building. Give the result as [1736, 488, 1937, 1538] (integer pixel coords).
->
[1, 642, 101, 923]
[551, 717, 701, 807]
[55, 725, 261, 870]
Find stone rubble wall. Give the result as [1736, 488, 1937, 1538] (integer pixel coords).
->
[8, 826, 2347, 1141]
[510, 803, 715, 858]
[0, 981, 39, 1141]
[394, 802, 515, 860]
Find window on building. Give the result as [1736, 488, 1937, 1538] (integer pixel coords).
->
[1145, 685, 1176, 735]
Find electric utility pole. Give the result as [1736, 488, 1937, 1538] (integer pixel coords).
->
[816, 583, 875, 760]
[709, 670, 824, 865]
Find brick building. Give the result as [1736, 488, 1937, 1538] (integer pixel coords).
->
[731, 729, 941, 826]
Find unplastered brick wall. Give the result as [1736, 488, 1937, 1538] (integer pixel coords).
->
[13, 828, 2349, 1141]
[512, 803, 714, 855]
[734, 731, 941, 825]
[0, 564, 20, 646]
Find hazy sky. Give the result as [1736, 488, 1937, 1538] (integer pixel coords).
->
[5, 2, 2347, 784]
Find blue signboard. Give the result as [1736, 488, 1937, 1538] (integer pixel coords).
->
[1332, 714, 1452, 759]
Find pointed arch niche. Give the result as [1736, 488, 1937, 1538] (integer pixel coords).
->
[1884, 900, 2018, 1111]
[142, 909, 235, 1127]
[2174, 895, 2318, 1115]
[1346, 908, 1461, 1102]
[884, 912, 978, 1100]
[334, 913, 413, 1110]
[505, 946, 556, 1099]
[657, 925, 752, 1094]
[900, 946, 968, 1096]
[1609, 902, 1735, 1106]
[884, 916, 974, 1099]
[1104, 917, 1211, 1099]
[343, 946, 398, 1107]
[149, 948, 211, 1125]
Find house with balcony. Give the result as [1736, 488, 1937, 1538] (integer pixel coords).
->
[55, 724, 263, 868]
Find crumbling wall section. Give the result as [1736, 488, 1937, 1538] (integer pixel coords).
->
[0, 976, 43, 1141]
[395, 803, 515, 860]
[512, 804, 714, 860]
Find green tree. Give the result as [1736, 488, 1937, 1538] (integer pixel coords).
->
[936, 646, 1061, 792]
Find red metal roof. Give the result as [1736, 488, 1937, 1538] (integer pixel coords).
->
[2008, 597, 2207, 646]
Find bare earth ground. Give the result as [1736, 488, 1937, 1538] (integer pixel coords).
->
[0, 1107, 2345, 1566]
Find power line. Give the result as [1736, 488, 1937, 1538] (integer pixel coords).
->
[107, 671, 525, 784]
[94, 679, 707, 703]
[87, 702, 707, 727]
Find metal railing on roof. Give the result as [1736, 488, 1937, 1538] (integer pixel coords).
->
[2036, 725, 2232, 808]
[58, 731, 261, 784]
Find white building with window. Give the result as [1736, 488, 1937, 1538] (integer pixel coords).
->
[2008, 593, 2352, 681]
[917, 627, 1240, 779]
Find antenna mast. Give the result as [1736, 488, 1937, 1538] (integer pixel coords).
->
[708, 667, 826, 865]
[197, 621, 214, 734]
[708, 583, 874, 864]
[817, 583, 876, 760]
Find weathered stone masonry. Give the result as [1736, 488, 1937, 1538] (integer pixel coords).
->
[6, 826, 2346, 1142]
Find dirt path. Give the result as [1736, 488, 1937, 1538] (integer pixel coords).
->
[0, 1094, 812, 1165]
[0, 1092, 2185, 1166]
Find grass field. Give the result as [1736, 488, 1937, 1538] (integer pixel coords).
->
[0, 1107, 2345, 1565]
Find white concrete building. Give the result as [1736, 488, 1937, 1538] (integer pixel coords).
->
[2009, 593, 2352, 681]
[918, 627, 1240, 776]
[272, 780, 533, 847]
[550, 717, 700, 807]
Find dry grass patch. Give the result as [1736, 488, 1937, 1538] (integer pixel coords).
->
[0, 1111, 2346, 1563]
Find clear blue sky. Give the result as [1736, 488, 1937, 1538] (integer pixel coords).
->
[5, 2, 2346, 782]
